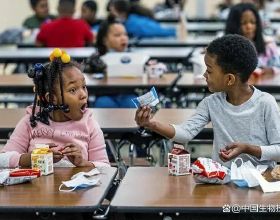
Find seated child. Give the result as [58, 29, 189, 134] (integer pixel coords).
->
[23, 0, 55, 29]
[225, 3, 280, 76]
[81, 0, 100, 33]
[88, 18, 136, 108]
[0, 48, 109, 168]
[135, 34, 280, 168]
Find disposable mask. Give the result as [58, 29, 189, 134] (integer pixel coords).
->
[231, 158, 262, 188]
[59, 168, 100, 192]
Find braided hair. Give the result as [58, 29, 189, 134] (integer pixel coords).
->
[28, 55, 80, 128]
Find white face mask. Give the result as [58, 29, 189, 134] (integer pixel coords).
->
[59, 168, 101, 192]
[231, 158, 260, 188]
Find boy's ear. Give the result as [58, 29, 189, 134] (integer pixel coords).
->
[226, 73, 236, 86]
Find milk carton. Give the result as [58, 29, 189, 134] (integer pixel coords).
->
[168, 144, 191, 176]
[31, 144, 53, 175]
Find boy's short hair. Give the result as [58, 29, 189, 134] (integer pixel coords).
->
[207, 34, 258, 83]
[83, 0, 97, 12]
[58, 0, 76, 13]
[30, 0, 40, 8]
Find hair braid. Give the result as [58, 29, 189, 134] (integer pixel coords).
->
[28, 51, 80, 127]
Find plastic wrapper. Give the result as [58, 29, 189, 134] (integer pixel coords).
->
[192, 157, 230, 184]
[271, 165, 280, 180]
[0, 169, 41, 186]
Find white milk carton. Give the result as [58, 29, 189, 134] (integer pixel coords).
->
[31, 144, 53, 175]
[168, 144, 191, 176]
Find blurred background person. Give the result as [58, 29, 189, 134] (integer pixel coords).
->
[225, 3, 280, 77]
[108, 0, 176, 38]
[81, 0, 100, 33]
[23, 0, 55, 29]
[153, 0, 187, 19]
[85, 17, 136, 108]
[36, 0, 94, 47]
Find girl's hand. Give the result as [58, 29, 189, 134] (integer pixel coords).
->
[49, 143, 64, 163]
[219, 142, 248, 162]
[134, 106, 154, 128]
[61, 143, 84, 166]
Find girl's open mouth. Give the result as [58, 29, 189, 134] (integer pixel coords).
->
[80, 103, 87, 113]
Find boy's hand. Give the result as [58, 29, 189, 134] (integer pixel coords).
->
[48, 143, 64, 163]
[61, 143, 84, 166]
[135, 106, 154, 128]
[219, 142, 248, 162]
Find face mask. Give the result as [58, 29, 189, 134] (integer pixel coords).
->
[231, 158, 259, 188]
[59, 168, 101, 192]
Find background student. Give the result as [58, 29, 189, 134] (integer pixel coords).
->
[36, 0, 94, 47]
[0, 48, 109, 168]
[86, 17, 136, 108]
[135, 34, 280, 168]
[225, 3, 280, 77]
[23, 0, 55, 29]
[81, 0, 100, 33]
[108, 0, 176, 38]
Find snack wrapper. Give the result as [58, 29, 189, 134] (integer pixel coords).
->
[192, 157, 230, 184]
[168, 144, 191, 176]
[131, 87, 159, 113]
[31, 145, 53, 175]
[0, 169, 41, 186]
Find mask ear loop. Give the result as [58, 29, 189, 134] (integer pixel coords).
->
[59, 183, 77, 192]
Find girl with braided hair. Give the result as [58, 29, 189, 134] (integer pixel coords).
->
[0, 48, 109, 168]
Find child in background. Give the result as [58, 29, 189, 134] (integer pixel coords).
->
[135, 34, 280, 168]
[36, 0, 94, 47]
[23, 0, 55, 29]
[81, 0, 100, 33]
[96, 18, 129, 55]
[225, 3, 280, 77]
[88, 18, 136, 108]
[0, 48, 109, 168]
[108, 0, 176, 38]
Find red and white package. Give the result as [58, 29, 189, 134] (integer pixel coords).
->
[0, 169, 41, 186]
[191, 157, 230, 184]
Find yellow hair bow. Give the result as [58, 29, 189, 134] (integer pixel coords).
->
[49, 48, 71, 63]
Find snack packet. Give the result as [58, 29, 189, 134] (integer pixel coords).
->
[192, 157, 230, 184]
[131, 87, 159, 113]
[0, 168, 41, 186]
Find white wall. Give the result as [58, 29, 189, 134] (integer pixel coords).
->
[0, 0, 236, 32]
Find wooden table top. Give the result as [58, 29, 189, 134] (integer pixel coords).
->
[0, 108, 212, 140]
[111, 167, 280, 213]
[0, 167, 117, 213]
[0, 108, 210, 130]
